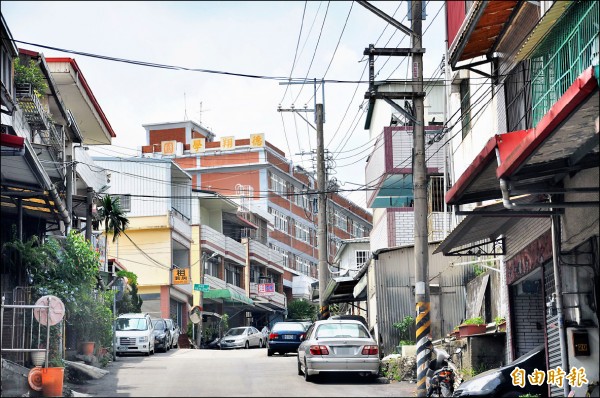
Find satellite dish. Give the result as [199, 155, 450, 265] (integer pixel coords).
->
[33, 295, 65, 326]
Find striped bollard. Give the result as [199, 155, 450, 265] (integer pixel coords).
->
[415, 301, 431, 397]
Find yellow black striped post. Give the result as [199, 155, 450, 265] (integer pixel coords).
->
[319, 305, 330, 320]
[415, 301, 431, 396]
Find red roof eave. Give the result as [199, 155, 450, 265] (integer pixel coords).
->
[445, 136, 499, 205]
[497, 66, 599, 178]
[45, 57, 117, 138]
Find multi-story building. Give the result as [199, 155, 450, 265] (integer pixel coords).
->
[139, 120, 373, 299]
[93, 157, 193, 329]
[1, 14, 112, 294]
[364, 78, 449, 251]
[438, 1, 599, 396]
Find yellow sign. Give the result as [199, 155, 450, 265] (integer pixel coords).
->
[172, 268, 190, 285]
[250, 133, 265, 148]
[190, 138, 206, 153]
[162, 140, 177, 155]
[220, 136, 235, 150]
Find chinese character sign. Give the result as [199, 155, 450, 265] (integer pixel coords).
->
[190, 138, 206, 153]
[250, 133, 264, 148]
[510, 366, 589, 389]
[162, 140, 177, 155]
[220, 136, 235, 150]
[172, 268, 190, 285]
[258, 283, 275, 296]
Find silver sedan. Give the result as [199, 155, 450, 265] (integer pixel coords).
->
[220, 326, 265, 349]
[297, 319, 380, 382]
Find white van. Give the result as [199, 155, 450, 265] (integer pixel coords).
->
[115, 313, 155, 356]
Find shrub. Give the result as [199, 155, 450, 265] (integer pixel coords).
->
[462, 316, 485, 326]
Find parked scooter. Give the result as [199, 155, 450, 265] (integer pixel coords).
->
[425, 342, 462, 397]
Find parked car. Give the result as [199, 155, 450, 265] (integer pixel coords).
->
[285, 319, 313, 331]
[220, 326, 264, 349]
[151, 318, 172, 352]
[297, 319, 380, 382]
[267, 321, 306, 356]
[114, 313, 155, 356]
[164, 318, 180, 349]
[329, 314, 367, 328]
[453, 344, 546, 397]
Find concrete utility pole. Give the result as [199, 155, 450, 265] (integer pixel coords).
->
[357, 1, 428, 395]
[411, 2, 430, 397]
[277, 80, 329, 319]
[315, 103, 329, 320]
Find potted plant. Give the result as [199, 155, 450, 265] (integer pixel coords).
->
[41, 325, 65, 398]
[495, 316, 506, 332]
[449, 326, 460, 338]
[393, 316, 416, 356]
[458, 316, 486, 337]
[14, 58, 48, 99]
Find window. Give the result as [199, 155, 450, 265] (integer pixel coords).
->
[114, 194, 131, 212]
[1, 46, 13, 98]
[334, 210, 347, 231]
[460, 78, 471, 139]
[315, 323, 369, 339]
[268, 207, 288, 233]
[295, 256, 309, 275]
[295, 222, 310, 243]
[206, 260, 219, 277]
[270, 244, 289, 268]
[352, 222, 366, 238]
[269, 172, 287, 196]
[505, 60, 532, 132]
[225, 264, 241, 287]
[428, 175, 445, 213]
[355, 250, 369, 268]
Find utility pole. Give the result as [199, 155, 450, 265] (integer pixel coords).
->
[411, 2, 430, 397]
[277, 80, 329, 320]
[315, 103, 329, 320]
[357, 1, 428, 395]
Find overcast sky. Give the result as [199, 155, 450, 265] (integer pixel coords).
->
[3, 1, 445, 208]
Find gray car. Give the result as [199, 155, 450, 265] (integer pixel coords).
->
[297, 319, 380, 382]
[220, 326, 264, 349]
[164, 319, 180, 349]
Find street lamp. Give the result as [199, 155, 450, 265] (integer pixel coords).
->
[198, 251, 218, 348]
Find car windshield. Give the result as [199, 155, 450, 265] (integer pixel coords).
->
[116, 318, 148, 331]
[152, 320, 166, 330]
[315, 323, 370, 339]
[272, 322, 305, 332]
[225, 328, 246, 336]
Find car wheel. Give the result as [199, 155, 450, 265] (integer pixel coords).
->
[267, 349, 273, 357]
[297, 358, 303, 376]
[258, 339, 263, 348]
[303, 359, 313, 382]
[144, 351, 150, 357]
[245, 341, 250, 349]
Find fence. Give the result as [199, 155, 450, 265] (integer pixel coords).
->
[1, 292, 51, 368]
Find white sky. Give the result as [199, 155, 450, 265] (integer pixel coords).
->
[2, 1, 446, 208]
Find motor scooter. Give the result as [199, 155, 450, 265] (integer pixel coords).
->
[426, 345, 463, 397]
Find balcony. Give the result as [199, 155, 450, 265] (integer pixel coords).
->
[74, 146, 107, 192]
[205, 274, 227, 290]
[364, 126, 445, 208]
[249, 240, 269, 266]
[16, 83, 64, 170]
[250, 282, 286, 309]
[224, 236, 246, 265]
[170, 209, 192, 243]
[529, 1, 599, 126]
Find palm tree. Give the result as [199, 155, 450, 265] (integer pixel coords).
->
[97, 195, 130, 284]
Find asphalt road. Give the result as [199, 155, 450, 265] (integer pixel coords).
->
[71, 347, 415, 397]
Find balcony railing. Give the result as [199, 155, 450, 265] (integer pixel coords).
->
[201, 225, 226, 257]
[249, 240, 269, 266]
[249, 282, 286, 307]
[224, 236, 246, 264]
[205, 274, 227, 290]
[529, 1, 599, 126]
[16, 83, 64, 163]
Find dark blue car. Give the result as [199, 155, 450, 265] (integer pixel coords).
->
[267, 322, 306, 356]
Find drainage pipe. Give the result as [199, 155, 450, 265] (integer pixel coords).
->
[550, 195, 570, 397]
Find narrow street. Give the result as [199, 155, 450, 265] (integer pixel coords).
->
[72, 348, 415, 397]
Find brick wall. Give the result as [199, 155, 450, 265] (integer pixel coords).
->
[511, 288, 545, 358]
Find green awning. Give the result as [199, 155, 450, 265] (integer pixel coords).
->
[203, 289, 254, 306]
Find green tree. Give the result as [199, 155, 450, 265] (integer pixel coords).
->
[97, 194, 130, 289]
[286, 299, 318, 321]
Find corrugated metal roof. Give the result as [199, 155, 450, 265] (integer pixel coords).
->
[515, 1, 572, 61]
